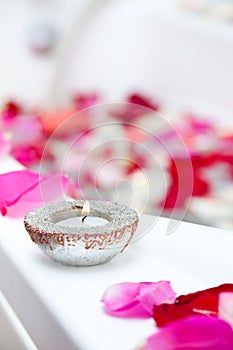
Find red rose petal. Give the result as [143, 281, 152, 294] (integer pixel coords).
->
[153, 284, 233, 327]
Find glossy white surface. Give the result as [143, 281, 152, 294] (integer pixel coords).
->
[0, 291, 37, 350]
[0, 203, 233, 349]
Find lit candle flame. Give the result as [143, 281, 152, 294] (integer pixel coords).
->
[81, 201, 90, 216]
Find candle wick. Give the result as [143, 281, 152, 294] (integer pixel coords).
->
[82, 216, 87, 223]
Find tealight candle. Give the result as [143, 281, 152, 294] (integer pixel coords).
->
[59, 201, 109, 228]
[24, 200, 139, 266]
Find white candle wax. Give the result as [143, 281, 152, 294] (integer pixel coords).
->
[82, 216, 109, 227]
[59, 216, 109, 228]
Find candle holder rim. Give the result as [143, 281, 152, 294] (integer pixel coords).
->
[24, 199, 138, 238]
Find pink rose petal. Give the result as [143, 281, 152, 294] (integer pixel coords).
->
[101, 281, 176, 318]
[139, 282, 176, 314]
[0, 132, 11, 159]
[219, 292, 233, 329]
[7, 116, 42, 145]
[102, 282, 140, 313]
[140, 316, 233, 350]
[74, 93, 99, 110]
[0, 170, 69, 218]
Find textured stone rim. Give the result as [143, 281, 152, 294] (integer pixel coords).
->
[24, 200, 139, 251]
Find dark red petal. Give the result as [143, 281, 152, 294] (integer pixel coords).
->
[127, 94, 159, 111]
[0, 206, 7, 216]
[153, 284, 233, 327]
[73, 93, 99, 110]
[161, 157, 195, 209]
[154, 293, 218, 327]
[177, 284, 233, 303]
[1, 101, 21, 120]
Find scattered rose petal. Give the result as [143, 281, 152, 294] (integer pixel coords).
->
[102, 281, 176, 318]
[128, 94, 159, 111]
[10, 140, 53, 167]
[139, 282, 177, 314]
[39, 107, 89, 136]
[0, 132, 11, 159]
[4, 116, 42, 145]
[0, 170, 69, 218]
[153, 284, 233, 326]
[219, 292, 233, 329]
[177, 284, 233, 302]
[153, 292, 217, 326]
[102, 282, 140, 314]
[73, 93, 99, 110]
[161, 157, 197, 209]
[2, 96, 233, 229]
[111, 94, 159, 121]
[1, 101, 21, 121]
[140, 316, 233, 350]
[187, 115, 215, 134]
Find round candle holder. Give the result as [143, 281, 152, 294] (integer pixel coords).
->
[24, 200, 139, 266]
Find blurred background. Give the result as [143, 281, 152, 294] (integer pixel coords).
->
[1, 0, 233, 229]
